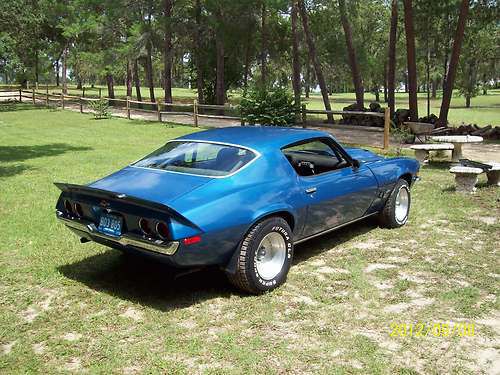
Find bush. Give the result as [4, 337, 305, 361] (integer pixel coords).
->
[240, 86, 298, 126]
[88, 99, 111, 119]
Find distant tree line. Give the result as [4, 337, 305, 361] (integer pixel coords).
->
[0, 0, 498, 125]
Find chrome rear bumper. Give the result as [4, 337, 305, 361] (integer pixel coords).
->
[56, 211, 179, 256]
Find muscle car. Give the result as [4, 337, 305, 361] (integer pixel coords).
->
[55, 126, 419, 293]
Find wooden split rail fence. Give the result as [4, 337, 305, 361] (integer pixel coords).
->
[1, 87, 392, 149]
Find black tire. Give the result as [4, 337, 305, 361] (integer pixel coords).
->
[227, 217, 293, 294]
[379, 179, 411, 228]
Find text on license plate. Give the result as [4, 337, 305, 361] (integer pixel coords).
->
[98, 214, 122, 237]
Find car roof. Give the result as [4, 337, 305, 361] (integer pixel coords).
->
[175, 126, 330, 153]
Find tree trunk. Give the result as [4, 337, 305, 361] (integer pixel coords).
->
[145, 45, 155, 102]
[374, 87, 380, 102]
[55, 59, 60, 86]
[297, 0, 333, 122]
[465, 95, 470, 108]
[403, 0, 418, 121]
[126, 60, 132, 97]
[260, 1, 267, 86]
[106, 73, 115, 99]
[133, 59, 142, 101]
[215, 28, 225, 106]
[164, 0, 173, 103]
[482, 73, 487, 95]
[383, 60, 388, 103]
[34, 49, 39, 84]
[305, 56, 311, 98]
[76, 79, 82, 90]
[62, 46, 68, 95]
[291, 0, 301, 106]
[243, 37, 251, 89]
[438, 0, 469, 126]
[194, 0, 204, 103]
[339, 0, 363, 107]
[431, 78, 437, 99]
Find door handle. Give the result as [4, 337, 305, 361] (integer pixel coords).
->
[305, 187, 317, 194]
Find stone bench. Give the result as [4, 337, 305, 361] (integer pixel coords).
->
[485, 162, 500, 186]
[410, 143, 454, 163]
[449, 162, 500, 193]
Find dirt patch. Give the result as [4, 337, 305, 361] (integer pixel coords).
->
[62, 332, 82, 342]
[365, 263, 397, 273]
[119, 307, 144, 322]
[64, 358, 82, 371]
[2, 341, 16, 355]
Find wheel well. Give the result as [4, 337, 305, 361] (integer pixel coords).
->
[258, 211, 295, 232]
[400, 173, 413, 186]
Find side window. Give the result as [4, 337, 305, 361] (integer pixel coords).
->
[283, 139, 347, 176]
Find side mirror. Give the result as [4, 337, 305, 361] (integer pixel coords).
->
[352, 159, 361, 169]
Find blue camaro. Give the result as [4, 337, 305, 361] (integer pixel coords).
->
[55, 126, 419, 293]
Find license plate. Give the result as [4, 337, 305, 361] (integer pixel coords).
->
[98, 214, 122, 237]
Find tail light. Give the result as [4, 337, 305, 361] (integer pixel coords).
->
[155, 222, 169, 240]
[64, 199, 73, 215]
[74, 202, 84, 217]
[183, 235, 201, 245]
[138, 218, 152, 235]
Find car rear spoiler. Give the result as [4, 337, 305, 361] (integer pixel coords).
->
[54, 182, 201, 231]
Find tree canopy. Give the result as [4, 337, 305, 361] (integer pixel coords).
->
[1, 0, 498, 123]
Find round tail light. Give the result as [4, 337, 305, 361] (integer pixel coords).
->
[74, 202, 84, 217]
[155, 222, 169, 240]
[64, 199, 73, 214]
[139, 218, 152, 235]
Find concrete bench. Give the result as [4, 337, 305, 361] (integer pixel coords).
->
[449, 166, 483, 193]
[449, 162, 500, 193]
[485, 162, 500, 186]
[410, 143, 454, 163]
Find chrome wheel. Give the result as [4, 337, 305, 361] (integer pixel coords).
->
[255, 232, 286, 280]
[395, 186, 409, 224]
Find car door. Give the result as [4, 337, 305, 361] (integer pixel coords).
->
[283, 138, 378, 238]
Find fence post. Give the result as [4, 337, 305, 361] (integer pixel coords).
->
[46, 86, 49, 107]
[32, 88, 35, 105]
[193, 100, 199, 127]
[61, 93, 65, 109]
[384, 107, 390, 150]
[301, 104, 307, 128]
[79, 98, 83, 113]
[157, 100, 162, 122]
[126, 96, 131, 119]
[19, 89, 22, 102]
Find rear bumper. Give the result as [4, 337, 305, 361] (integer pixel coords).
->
[56, 210, 179, 256]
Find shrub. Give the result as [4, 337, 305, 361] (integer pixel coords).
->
[240, 86, 298, 126]
[88, 99, 111, 119]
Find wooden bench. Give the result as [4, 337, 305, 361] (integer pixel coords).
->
[449, 162, 500, 193]
[410, 143, 454, 163]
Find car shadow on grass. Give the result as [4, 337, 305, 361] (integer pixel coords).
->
[58, 250, 235, 311]
[58, 217, 379, 311]
[293, 216, 379, 264]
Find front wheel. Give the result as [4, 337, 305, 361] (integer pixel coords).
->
[379, 179, 411, 228]
[227, 217, 293, 294]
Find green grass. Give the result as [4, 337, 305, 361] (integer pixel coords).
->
[40, 84, 500, 126]
[0, 105, 499, 373]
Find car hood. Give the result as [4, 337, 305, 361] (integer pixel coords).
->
[345, 147, 384, 164]
[88, 166, 212, 205]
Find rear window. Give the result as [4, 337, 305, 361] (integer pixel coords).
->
[132, 141, 257, 177]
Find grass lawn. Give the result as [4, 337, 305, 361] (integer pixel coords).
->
[42, 85, 500, 127]
[1, 106, 499, 373]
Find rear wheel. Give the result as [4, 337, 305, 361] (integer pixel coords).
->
[228, 217, 293, 294]
[379, 179, 411, 228]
